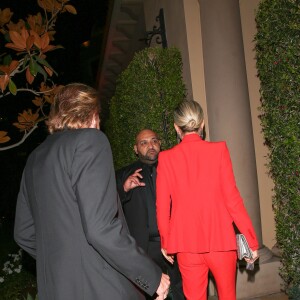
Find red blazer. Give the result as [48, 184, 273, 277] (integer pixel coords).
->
[156, 134, 259, 254]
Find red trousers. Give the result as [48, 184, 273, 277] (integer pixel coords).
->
[177, 251, 237, 300]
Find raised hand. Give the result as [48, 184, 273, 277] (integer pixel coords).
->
[123, 168, 145, 192]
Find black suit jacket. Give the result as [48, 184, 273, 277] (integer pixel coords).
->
[14, 129, 161, 300]
[116, 160, 186, 300]
[116, 160, 159, 253]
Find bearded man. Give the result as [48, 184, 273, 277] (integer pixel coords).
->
[116, 129, 184, 300]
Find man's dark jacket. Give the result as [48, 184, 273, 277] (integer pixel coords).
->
[116, 159, 185, 300]
[14, 129, 161, 300]
[116, 160, 158, 253]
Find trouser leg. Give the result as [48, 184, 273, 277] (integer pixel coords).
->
[177, 252, 208, 300]
[177, 251, 237, 300]
[205, 251, 237, 300]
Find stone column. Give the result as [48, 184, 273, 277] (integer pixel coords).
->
[198, 0, 272, 261]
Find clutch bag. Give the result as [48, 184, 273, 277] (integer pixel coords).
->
[236, 233, 252, 260]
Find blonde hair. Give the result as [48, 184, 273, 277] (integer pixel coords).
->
[47, 83, 100, 134]
[174, 100, 204, 133]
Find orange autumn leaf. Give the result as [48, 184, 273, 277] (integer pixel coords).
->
[26, 67, 34, 84]
[6, 20, 26, 34]
[37, 0, 76, 17]
[5, 28, 30, 52]
[39, 82, 57, 94]
[26, 35, 35, 52]
[39, 82, 64, 104]
[44, 95, 54, 104]
[27, 13, 44, 35]
[36, 31, 50, 50]
[44, 65, 53, 76]
[0, 60, 19, 91]
[30, 31, 56, 53]
[13, 109, 39, 132]
[0, 74, 9, 92]
[39, 82, 51, 92]
[63, 5, 77, 15]
[32, 96, 43, 107]
[0, 60, 19, 74]
[0, 8, 13, 27]
[0, 131, 10, 144]
[38, 0, 66, 13]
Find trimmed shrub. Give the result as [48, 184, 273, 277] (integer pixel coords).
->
[106, 47, 186, 169]
[255, 1, 300, 297]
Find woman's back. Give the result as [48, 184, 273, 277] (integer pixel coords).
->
[156, 134, 258, 253]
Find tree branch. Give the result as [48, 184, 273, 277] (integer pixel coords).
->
[0, 87, 56, 98]
[0, 125, 38, 151]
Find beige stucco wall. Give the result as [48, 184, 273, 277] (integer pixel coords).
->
[143, 0, 210, 138]
[182, 0, 210, 140]
[144, 0, 276, 249]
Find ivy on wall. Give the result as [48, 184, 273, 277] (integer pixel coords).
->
[255, 1, 300, 297]
[106, 47, 186, 170]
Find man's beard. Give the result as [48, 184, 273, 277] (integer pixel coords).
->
[138, 150, 158, 164]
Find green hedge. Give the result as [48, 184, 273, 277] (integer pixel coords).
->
[106, 47, 186, 169]
[255, 1, 300, 297]
[0, 220, 37, 299]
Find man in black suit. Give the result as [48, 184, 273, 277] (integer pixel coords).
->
[14, 83, 170, 300]
[116, 129, 185, 300]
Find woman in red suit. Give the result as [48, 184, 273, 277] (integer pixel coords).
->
[156, 100, 259, 300]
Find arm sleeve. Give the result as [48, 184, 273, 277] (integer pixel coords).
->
[14, 171, 36, 259]
[220, 142, 259, 250]
[115, 168, 134, 204]
[72, 132, 161, 295]
[156, 152, 172, 250]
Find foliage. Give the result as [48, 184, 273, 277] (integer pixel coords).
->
[0, 0, 77, 150]
[255, 0, 300, 297]
[25, 292, 38, 300]
[0, 248, 23, 284]
[106, 47, 186, 170]
[0, 227, 37, 300]
[0, 265, 36, 300]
